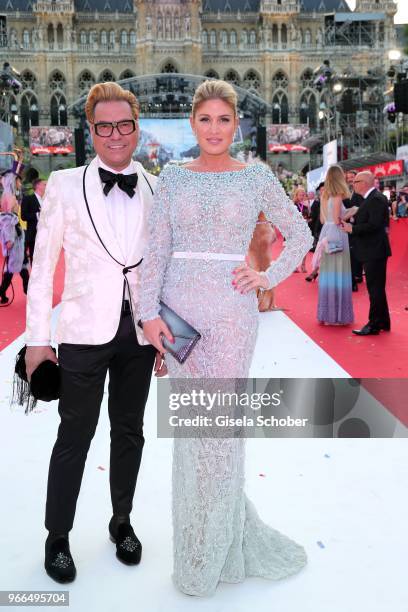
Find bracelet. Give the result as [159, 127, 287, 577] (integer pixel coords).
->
[258, 271, 270, 292]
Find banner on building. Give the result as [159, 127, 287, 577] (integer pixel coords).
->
[358, 159, 404, 178]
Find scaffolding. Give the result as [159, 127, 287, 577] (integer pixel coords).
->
[336, 71, 387, 158]
[324, 12, 386, 48]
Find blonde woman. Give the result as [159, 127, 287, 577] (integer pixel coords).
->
[140, 80, 312, 596]
[313, 165, 356, 325]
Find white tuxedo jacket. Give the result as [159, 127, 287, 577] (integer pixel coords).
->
[25, 157, 157, 345]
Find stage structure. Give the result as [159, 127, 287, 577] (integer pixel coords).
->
[70, 73, 271, 122]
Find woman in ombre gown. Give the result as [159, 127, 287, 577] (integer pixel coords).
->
[313, 165, 355, 326]
[140, 80, 312, 597]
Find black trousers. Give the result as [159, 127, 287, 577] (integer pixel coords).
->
[45, 310, 156, 534]
[363, 258, 390, 330]
[0, 269, 29, 296]
[27, 236, 36, 264]
[349, 237, 363, 284]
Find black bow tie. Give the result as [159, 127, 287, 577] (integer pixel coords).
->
[98, 167, 138, 198]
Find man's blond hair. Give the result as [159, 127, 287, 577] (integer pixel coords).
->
[85, 82, 139, 122]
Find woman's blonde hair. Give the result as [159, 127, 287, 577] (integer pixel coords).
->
[85, 82, 139, 122]
[322, 164, 350, 203]
[292, 186, 306, 203]
[192, 79, 238, 117]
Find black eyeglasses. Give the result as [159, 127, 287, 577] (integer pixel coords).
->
[93, 119, 137, 137]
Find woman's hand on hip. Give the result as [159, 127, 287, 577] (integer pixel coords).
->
[232, 257, 270, 295]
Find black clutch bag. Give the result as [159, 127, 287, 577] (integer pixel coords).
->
[13, 346, 61, 414]
[139, 301, 201, 364]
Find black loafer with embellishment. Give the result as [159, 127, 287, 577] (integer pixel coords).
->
[44, 536, 76, 583]
[109, 520, 142, 565]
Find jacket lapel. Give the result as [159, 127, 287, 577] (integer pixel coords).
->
[83, 157, 125, 264]
[125, 161, 155, 266]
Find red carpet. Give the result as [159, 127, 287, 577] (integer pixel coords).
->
[1, 221, 407, 379]
[272, 218, 408, 379]
[0, 254, 65, 350]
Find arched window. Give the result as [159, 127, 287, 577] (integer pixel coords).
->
[224, 70, 240, 85]
[49, 70, 66, 92]
[129, 30, 136, 46]
[121, 30, 128, 46]
[243, 70, 261, 91]
[281, 24, 288, 46]
[229, 30, 237, 46]
[109, 30, 115, 46]
[220, 30, 228, 47]
[50, 92, 67, 126]
[300, 68, 314, 89]
[100, 30, 107, 45]
[272, 92, 289, 124]
[202, 29, 208, 46]
[299, 90, 317, 128]
[249, 29, 256, 45]
[272, 70, 289, 91]
[99, 70, 115, 82]
[78, 70, 95, 92]
[56, 23, 63, 46]
[120, 69, 135, 80]
[204, 69, 219, 79]
[161, 62, 178, 74]
[241, 29, 248, 45]
[304, 28, 312, 47]
[47, 24, 54, 46]
[210, 29, 216, 47]
[20, 92, 38, 134]
[80, 30, 87, 44]
[272, 24, 278, 45]
[21, 70, 37, 91]
[22, 29, 30, 48]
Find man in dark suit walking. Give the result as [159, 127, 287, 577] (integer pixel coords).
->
[341, 171, 391, 336]
[21, 178, 47, 263]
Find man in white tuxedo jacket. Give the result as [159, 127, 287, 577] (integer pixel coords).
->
[25, 83, 165, 583]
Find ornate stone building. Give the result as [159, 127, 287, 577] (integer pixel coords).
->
[0, 0, 399, 137]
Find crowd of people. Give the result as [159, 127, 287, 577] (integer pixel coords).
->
[287, 166, 393, 335]
[0, 152, 398, 338]
[0, 170, 46, 305]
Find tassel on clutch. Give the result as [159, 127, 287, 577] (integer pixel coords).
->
[12, 346, 60, 414]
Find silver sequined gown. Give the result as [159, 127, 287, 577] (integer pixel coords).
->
[140, 163, 312, 596]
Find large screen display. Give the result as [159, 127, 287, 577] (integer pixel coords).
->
[136, 118, 256, 171]
[30, 126, 74, 155]
[267, 124, 310, 153]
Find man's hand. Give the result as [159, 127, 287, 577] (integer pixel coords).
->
[341, 221, 353, 234]
[142, 317, 174, 353]
[25, 346, 58, 382]
[5, 241, 13, 250]
[232, 257, 270, 295]
[154, 352, 168, 377]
